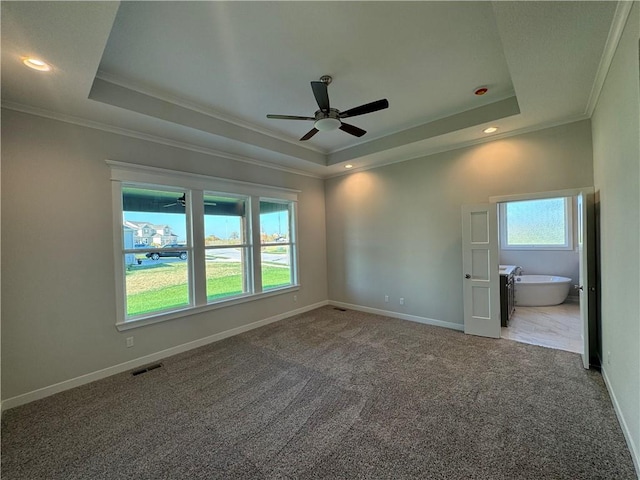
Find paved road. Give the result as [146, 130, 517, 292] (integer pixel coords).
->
[135, 248, 290, 266]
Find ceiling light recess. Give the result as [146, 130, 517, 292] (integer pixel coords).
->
[22, 57, 52, 72]
[344, 164, 354, 169]
[474, 86, 488, 96]
[483, 126, 498, 134]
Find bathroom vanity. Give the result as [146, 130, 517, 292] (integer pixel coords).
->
[499, 265, 517, 327]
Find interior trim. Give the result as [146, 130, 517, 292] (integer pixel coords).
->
[329, 300, 464, 332]
[1, 300, 329, 411]
[107, 160, 301, 197]
[585, 1, 635, 117]
[95, 70, 327, 155]
[489, 186, 595, 204]
[89, 78, 328, 166]
[602, 367, 640, 477]
[0, 102, 323, 179]
[326, 114, 589, 179]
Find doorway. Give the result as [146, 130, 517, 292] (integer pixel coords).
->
[497, 195, 581, 353]
[490, 187, 598, 368]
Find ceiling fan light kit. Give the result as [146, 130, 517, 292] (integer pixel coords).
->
[314, 112, 341, 131]
[266, 75, 389, 141]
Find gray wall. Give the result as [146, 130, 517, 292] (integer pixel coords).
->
[325, 120, 594, 325]
[1, 110, 328, 400]
[591, 3, 639, 469]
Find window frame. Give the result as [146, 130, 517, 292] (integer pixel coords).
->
[202, 191, 253, 304]
[259, 198, 298, 291]
[121, 185, 194, 317]
[499, 196, 574, 251]
[109, 161, 300, 331]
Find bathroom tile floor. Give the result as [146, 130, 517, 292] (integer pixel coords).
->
[501, 301, 582, 354]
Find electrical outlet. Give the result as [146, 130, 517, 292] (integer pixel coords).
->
[399, 297, 405, 305]
[126, 337, 134, 348]
[293, 295, 298, 303]
[384, 295, 389, 303]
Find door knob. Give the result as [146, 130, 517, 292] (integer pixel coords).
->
[574, 285, 583, 291]
[465, 274, 471, 279]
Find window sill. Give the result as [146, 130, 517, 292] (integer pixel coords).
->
[116, 285, 299, 331]
[501, 246, 574, 251]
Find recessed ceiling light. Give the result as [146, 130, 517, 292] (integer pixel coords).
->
[344, 164, 353, 169]
[22, 57, 52, 72]
[474, 86, 488, 96]
[483, 126, 498, 134]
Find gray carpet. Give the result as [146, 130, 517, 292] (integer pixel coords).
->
[2, 306, 636, 479]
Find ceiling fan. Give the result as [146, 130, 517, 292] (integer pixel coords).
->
[163, 194, 217, 208]
[266, 75, 389, 141]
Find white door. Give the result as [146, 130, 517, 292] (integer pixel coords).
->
[462, 204, 501, 338]
[577, 192, 592, 369]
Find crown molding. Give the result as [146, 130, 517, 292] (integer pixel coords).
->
[326, 89, 518, 156]
[325, 113, 589, 179]
[585, 1, 634, 117]
[1, 101, 323, 179]
[95, 71, 326, 155]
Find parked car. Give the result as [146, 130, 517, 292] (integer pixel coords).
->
[146, 244, 188, 260]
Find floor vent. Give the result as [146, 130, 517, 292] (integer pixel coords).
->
[333, 307, 347, 312]
[132, 363, 163, 376]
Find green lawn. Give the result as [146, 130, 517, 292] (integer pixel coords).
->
[126, 262, 291, 316]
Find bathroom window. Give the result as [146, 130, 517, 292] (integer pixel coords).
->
[500, 197, 573, 250]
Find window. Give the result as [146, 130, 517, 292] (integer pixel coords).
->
[500, 197, 573, 250]
[260, 200, 296, 290]
[203, 193, 251, 302]
[122, 186, 191, 317]
[109, 161, 299, 329]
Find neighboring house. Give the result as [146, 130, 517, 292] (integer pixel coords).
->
[122, 225, 137, 266]
[123, 221, 178, 246]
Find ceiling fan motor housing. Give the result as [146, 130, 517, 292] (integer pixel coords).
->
[314, 109, 341, 131]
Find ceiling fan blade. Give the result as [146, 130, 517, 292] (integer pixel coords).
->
[266, 114, 315, 120]
[164, 193, 186, 208]
[300, 128, 319, 141]
[340, 99, 389, 119]
[339, 122, 367, 137]
[311, 81, 330, 112]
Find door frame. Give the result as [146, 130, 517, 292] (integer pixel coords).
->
[489, 187, 596, 369]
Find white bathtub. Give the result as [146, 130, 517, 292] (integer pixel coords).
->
[514, 275, 572, 306]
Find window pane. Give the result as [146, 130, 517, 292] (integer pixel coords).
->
[122, 186, 188, 248]
[260, 201, 290, 244]
[506, 198, 567, 246]
[261, 245, 292, 289]
[205, 248, 247, 301]
[125, 257, 189, 317]
[122, 186, 190, 317]
[204, 194, 246, 245]
[203, 194, 248, 302]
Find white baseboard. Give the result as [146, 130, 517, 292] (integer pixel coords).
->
[329, 300, 464, 332]
[1, 301, 329, 411]
[602, 366, 640, 477]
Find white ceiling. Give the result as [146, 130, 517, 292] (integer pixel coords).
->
[1, 1, 621, 178]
